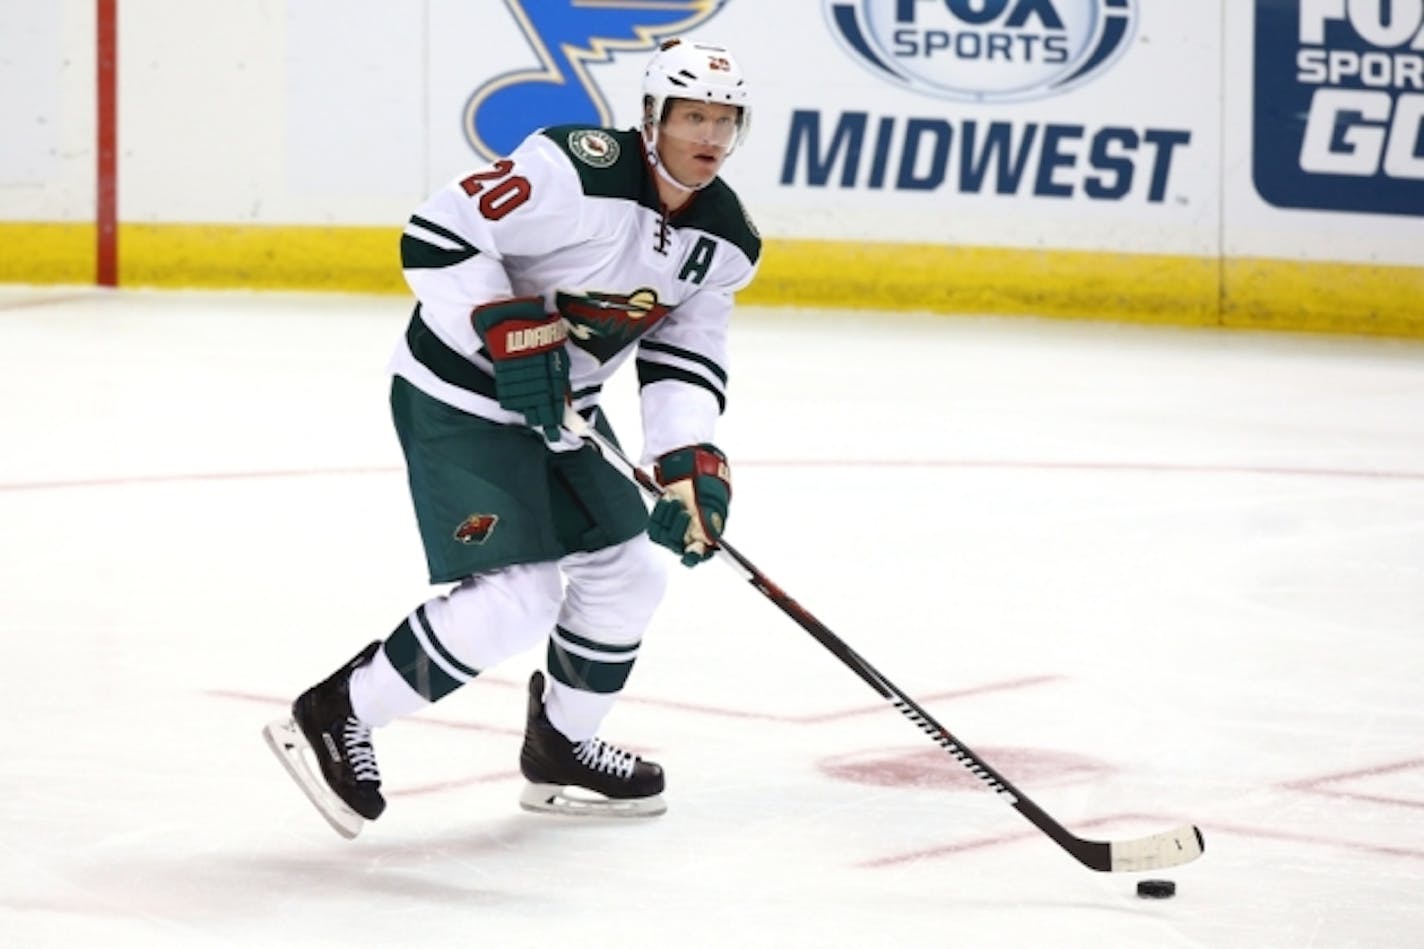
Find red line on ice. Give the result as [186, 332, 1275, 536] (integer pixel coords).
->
[6, 460, 1423, 494]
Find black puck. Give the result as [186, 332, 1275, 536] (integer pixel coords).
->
[1136, 879, 1176, 899]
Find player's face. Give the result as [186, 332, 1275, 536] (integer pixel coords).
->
[655, 99, 742, 189]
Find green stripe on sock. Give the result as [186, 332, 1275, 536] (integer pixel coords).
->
[383, 618, 464, 701]
[553, 626, 640, 655]
[414, 605, 481, 678]
[546, 626, 638, 694]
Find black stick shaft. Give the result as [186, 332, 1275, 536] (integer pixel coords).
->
[569, 417, 1198, 872]
[711, 536, 1110, 869]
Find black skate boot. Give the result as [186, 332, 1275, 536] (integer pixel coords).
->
[263, 641, 386, 838]
[519, 670, 666, 817]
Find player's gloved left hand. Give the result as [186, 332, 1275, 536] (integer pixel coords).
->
[649, 444, 731, 567]
[472, 297, 569, 442]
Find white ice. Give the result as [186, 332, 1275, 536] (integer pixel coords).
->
[1, 286, 1422, 948]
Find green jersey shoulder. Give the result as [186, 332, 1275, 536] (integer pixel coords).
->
[541, 124, 761, 266]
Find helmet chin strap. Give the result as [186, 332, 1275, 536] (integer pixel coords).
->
[643, 126, 707, 194]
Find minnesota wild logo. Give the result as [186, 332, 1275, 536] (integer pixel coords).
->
[453, 513, 499, 545]
[556, 288, 672, 364]
[568, 129, 620, 168]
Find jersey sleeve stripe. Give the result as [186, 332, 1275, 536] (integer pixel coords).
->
[636, 360, 727, 413]
[401, 235, 479, 270]
[402, 216, 480, 271]
[406, 215, 475, 251]
[405, 306, 498, 400]
[570, 384, 604, 417]
[638, 339, 728, 384]
[570, 383, 604, 403]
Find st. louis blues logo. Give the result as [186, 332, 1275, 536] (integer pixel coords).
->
[825, 0, 1137, 103]
[465, 1, 730, 160]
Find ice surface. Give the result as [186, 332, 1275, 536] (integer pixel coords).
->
[2, 286, 1422, 948]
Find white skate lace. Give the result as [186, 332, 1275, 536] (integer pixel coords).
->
[573, 737, 636, 780]
[343, 717, 381, 783]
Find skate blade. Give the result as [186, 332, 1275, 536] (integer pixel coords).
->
[519, 782, 667, 818]
[263, 718, 365, 839]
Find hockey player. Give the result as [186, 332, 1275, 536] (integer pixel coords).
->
[264, 38, 759, 837]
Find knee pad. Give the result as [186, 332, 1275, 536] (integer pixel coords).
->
[422, 561, 564, 671]
[558, 535, 668, 644]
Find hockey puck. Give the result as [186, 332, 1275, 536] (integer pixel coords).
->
[1136, 879, 1176, 899]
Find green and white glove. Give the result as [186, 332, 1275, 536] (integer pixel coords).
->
[472, 297, 569, 442]
[649, 444, 731, 567]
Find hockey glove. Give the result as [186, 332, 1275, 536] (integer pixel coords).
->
[649, 444, 731, 567]
[472, 297, 569, 442]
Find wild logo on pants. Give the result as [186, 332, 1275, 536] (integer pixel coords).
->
[453, 513, 499, 545]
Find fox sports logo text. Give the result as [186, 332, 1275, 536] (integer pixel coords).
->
[825, 0, 1137, 102]
[1252, 0, 1424, 216]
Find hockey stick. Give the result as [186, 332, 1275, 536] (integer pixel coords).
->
[566, 411, 1204, 873]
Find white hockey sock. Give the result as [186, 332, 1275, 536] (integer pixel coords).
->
[349, 645, 428, 728]
[544, 679, 619, 743]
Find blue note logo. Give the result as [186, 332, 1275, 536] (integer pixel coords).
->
[465, 1, 729, 160]
[1253, 0, 1424, 216]
[825, 0, 1137, 103]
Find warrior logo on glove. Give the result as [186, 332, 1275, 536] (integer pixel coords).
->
[472, 297, 571, 442]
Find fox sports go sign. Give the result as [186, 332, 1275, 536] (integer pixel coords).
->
[826, 0, 1138, 102]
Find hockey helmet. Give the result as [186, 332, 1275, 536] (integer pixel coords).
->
[641, 38, 751, 153]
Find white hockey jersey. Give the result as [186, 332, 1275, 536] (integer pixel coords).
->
[391, 125, 761, 460]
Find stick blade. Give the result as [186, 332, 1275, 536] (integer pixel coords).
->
[1108, 824, 1205, 872]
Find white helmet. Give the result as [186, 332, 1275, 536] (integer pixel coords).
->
[642, 38, 751, 154]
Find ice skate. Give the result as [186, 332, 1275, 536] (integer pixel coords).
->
[519, 671, 666, 817]
[264, 641, 386, 838]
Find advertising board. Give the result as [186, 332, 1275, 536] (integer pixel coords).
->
[0, 1, 1419, 333]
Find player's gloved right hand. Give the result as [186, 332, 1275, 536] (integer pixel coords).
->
[648, 444, 731, 567]
[472, 297, 569, 442]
